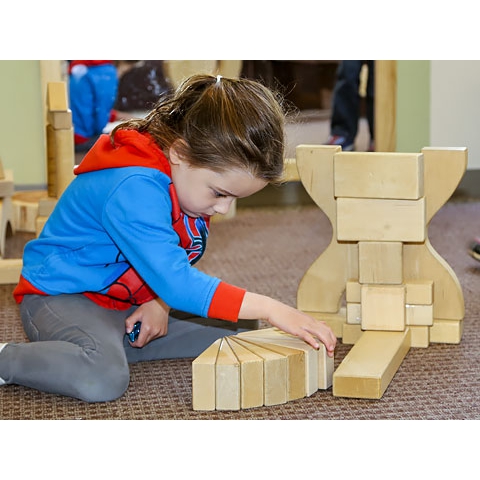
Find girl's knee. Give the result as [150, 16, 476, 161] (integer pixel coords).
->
[74, 359, 130, 403]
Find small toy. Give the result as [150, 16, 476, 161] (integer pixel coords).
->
[127, 322, 141, 342]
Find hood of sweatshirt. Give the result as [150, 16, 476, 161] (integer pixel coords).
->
[74, 130, 171, 176]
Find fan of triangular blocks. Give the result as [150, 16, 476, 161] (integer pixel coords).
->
[192, 328, 334, 411]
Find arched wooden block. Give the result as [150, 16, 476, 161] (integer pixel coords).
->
[296, 145, 358, 313]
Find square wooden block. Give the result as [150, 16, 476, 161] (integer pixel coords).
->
[361, 284, 406, 331]
[359, 241, 403, 284]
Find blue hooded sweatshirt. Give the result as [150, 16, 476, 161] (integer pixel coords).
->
[14, 130, 245, 321]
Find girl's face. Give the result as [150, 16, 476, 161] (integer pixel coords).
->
[168, 144, 267, 218]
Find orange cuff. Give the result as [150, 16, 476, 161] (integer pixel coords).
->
[207, 282, 246, 322]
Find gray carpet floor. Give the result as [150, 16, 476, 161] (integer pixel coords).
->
[0, 197, 479, 420]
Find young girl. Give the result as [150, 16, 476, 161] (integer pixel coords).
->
[1, 74, 336, 403]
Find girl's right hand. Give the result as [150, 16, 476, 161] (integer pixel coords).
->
[239, 292, 337, 356]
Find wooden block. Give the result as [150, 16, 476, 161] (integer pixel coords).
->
[333, 329, 411, 399]
[38, 197, 57, 217]
[35, 216, 48, 238]
[0, 197, 14, 258]
[230, 337, 287, 406]
[0, 169, 14, 197]
[342, 323, 363, 345]
[215, 338, 241, 410]
[236, 337, 305, 401]
[225, 337, 264, 409]
[405, 280, 433, 305]
[346, 302, 361, 325]
[47, 82, 69, 111]
[346, 280, 361, 303]
[361, 284, 406, 331]
[317, 343, 334, 390]
[403, 240, 464, 321]
[429, 319, 463, 344]
[409, 326, 430, 348]
[46, 125, 75, 198]
[284, 157, 300, 182]
[237, 328, 319, 396]
[12, 190, 49, 233]
[334, 152, 424, 200]
[358, 241, 403, 284]
[405, 304, 433, 326]
[0, 258, 23, 284]
[47, 109, 72, 130]
[336, 197, 426, 242]
[296, 145, 358, 313]
[191, 338, 221, 411]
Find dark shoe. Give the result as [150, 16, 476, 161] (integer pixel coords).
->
[468, 238, 480, 261]
[326, 135, 354, 151]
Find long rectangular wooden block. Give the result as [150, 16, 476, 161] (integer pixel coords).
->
[361, 284, 406, 331]
[336, 197, 426, 242]
[333, 329, 411, 399]
[191, 338, 221, 411]
[358, 241, 403, 284]
[225, 337, 264, 409]
[215, 338, 241, 410]
[334, 152, 424, 200]
[230, 336, 287, 406]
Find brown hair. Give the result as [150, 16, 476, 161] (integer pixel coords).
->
[111, 74, 287, 184]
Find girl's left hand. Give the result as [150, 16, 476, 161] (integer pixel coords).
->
[125, 297, 170, 347]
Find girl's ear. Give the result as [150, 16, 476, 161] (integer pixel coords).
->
[168, 139, 188, 166]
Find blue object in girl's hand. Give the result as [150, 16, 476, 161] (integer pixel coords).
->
[127, 322, 141, 342]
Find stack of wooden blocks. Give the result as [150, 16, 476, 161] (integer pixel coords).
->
[192, 144, 467, 408]
[296, 145, 467, 399]
[192, 328, 334, 411]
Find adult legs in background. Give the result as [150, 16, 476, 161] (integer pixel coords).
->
[327, 60, 375, 150]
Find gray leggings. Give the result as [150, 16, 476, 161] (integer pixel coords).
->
[0, 294, 255, 402]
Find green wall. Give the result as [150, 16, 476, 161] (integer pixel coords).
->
[396, 60, 430, 152]
[0, 60, 46, 187]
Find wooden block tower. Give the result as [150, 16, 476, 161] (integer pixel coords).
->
[37, 81, 75, 236]
[295, 145, 467, 399]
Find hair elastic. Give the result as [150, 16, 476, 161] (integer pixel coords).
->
[216, 74, 222, 83]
